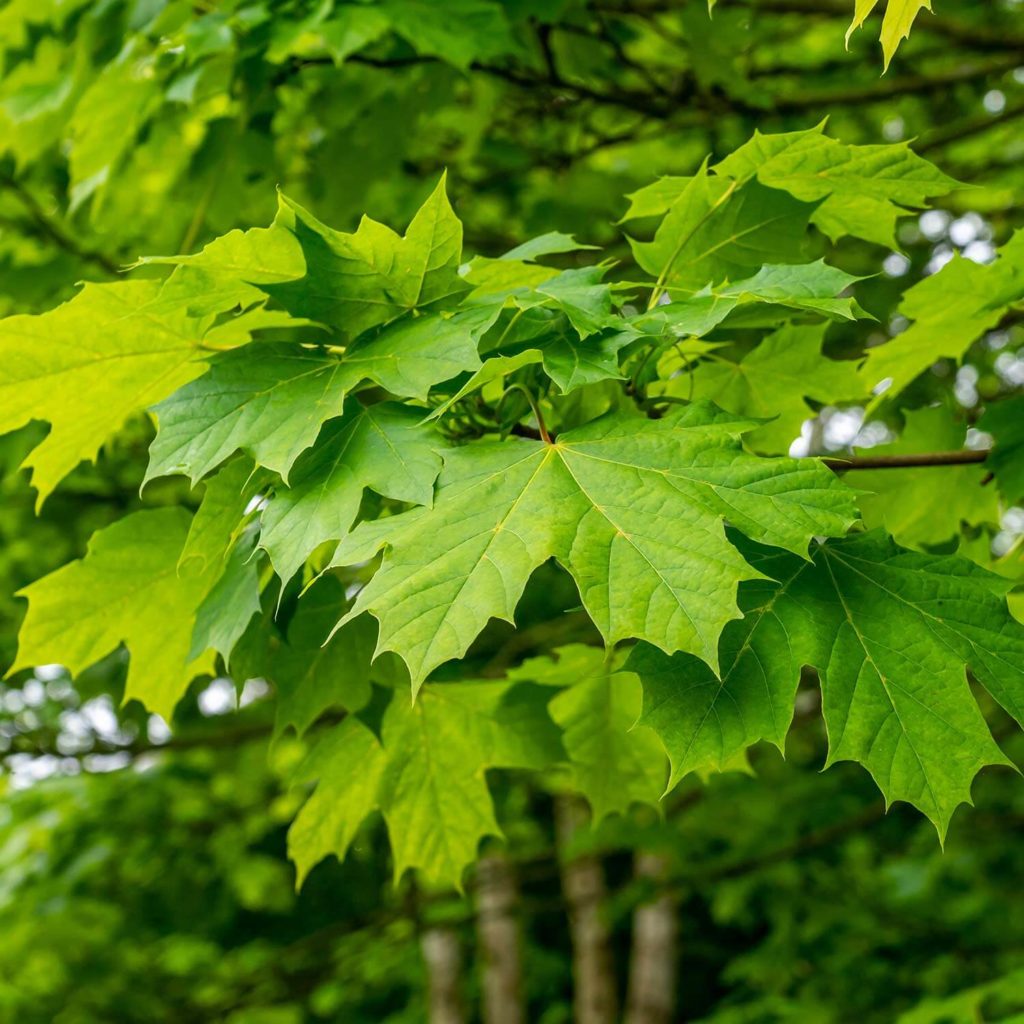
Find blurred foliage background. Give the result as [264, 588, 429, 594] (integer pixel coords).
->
[1, 1, 1023, 1021]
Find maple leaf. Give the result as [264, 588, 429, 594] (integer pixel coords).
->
[510, 645, 668, 819]
[626, 128, 956, 250]
[11, 510, 211, 719]
[0, 281, 207, 502]
[332, 403, 859, 690]
[146, 306, 497, 485]
[146, 345, 353, 486]
[715, 125, 956, 248]
[270, 576, 378, 740]
[630, 531, 1024, 834]
[288, 679, 562, 888]
[10, 461, 256, 717]
[259, 403, 447, 583]
[631, 170, 815, 295]
[188, 530, 263, 668]
[861, 233, 1024, 407]
[664, 322, 867, 453]
[268, 174, 467, 337]
[138, 222, 306, 315]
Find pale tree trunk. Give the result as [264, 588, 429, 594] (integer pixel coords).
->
[475, 851, 525, 1024]
[421, 925, 467, 1024]
[555, 795, 618, 1024]
[624, 851, 678, 1024]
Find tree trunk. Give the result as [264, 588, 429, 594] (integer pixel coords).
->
[475, 851, 526, 1024]
[555, 795, 618, 1024]
[421, 925, 467, 1024]
[624, 851, 678, 1024]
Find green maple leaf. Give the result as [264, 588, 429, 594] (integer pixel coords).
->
[268, 175, 467, 337]
[861, 233, 1024, 407]
[11, 460, 254, 718]
[332, 403, 858, 690]
[625, 128, 955, 250]
[979, 396, 1024, 505]
[11, 509, 212, 719]
[138, 223, 306, 315]
[625, 558, 806, 787]
[146, 346, 352, 486]
[846, 0, 933, 71]
[854, 406, 999, 546]
[260, 403, 447, 583]
[0, 281, 207, 502]
[510, 645, 667, 819]
[335, 305, 500, 399]
[632, 260, 869, 345]
[532, 266, 617, 338]
[473, 305, 634, 396]
[146, 306, 497, 485]
[270, 576, 377, 740]
[630, 531, 1024, 834]
[664, 322, 867, 453]
[631, 170, 815, 294]
[188, 531, 263, 667]
[715, 125, 956, 248]
[288, 679, 562, 888]
[500, 232, 599, 263]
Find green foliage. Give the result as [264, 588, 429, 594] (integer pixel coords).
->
[333, 403, 857, 690]
[861, 232, 1024, 407]
[630, 531, 1024, 835]
[1, 5, 1023, 1019]
[289, 678, 563, 888]
[2, 116, 1023, 892]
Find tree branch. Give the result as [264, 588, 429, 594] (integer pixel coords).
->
[824, 450, 991, 471]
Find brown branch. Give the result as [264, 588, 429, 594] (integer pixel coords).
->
[825, 450, 991, 471]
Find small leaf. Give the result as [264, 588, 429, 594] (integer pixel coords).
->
[289, 679, 561, 888]
[260, 403, 447, 583]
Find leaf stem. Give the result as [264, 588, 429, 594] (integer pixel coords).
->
[501, 383, 553, 444]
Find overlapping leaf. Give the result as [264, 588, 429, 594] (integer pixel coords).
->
[289, 679, 562, 887]
[663, 322, 867, 452]
[630, 169, 815, 295]
[270, 576, 378, 740]
[268, 176, 467, 337]
[715, 125, 956, 247]
[332, 403, 858, 689]
[260, 403, 447, 583]
[630, 532, 1024, 833]
[510, 645, 667, 819]
[146, 306, 497, 485]
[626, 127, 956, 251]
[861, 232, 1024, 405]
[10, 459, 255, 718]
